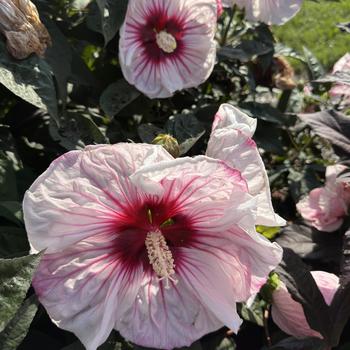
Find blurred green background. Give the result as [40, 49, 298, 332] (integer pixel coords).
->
[273, 0, 350, 70]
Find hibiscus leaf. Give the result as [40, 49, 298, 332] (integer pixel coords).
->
[239, 102, 289, 125]
[298, 109, 350, 159]
[138, 123, 164, 144]
[328, 228, 350, 346]
[0, 201, 23, 226]
[0, 253, 41, 333]
[275, 248, 332, 343]
[0, 295, 38, 350]
[0, 41, 58, 122]
[303, 46, 325, 80]
[96, 0, 128, 44]
[315, 71, 350, 85]
[275, 224, 343, 264]
[165, 113, 205, 155]
[267, 336, 327, 350]
[100, 80, 140, 118]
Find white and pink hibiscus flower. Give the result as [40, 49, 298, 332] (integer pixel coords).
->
[119, 0, 218, 99]
[272, 271, 339, 339]
[329, 53, 350, 106]
[297, 164, 350, 232]
[222, 0, 302, 25]
[23, 104, 284, 350]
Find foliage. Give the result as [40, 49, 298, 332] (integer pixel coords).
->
[274, 0, 350, 69]
[0, 0, 350, 350]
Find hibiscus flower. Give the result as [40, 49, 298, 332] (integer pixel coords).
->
[119, 0, 218, 98]
[23, 104, 283, 350]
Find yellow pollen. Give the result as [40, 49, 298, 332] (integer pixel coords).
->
[145, 229, 178, 289]
[155, 31, 177, 53]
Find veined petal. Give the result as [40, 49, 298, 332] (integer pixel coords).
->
[229, 0, 302, 25]
[117, 275, 222, 349]
[23, 143, 172, 253]
[207, 104, 285, 226]
[33, 236, 143, 350]
[130, 155, 248, 207]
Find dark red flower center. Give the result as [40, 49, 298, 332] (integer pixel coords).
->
[138, 8, 185, 62]
[113, 197, 197, 274]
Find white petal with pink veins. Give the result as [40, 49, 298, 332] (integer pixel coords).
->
[223, 0, 302, 25]
[23, 143, 172, 253]
[207, 104, 285, 226]
[33, 237, 144, 350]
[117, 276, 222, 349]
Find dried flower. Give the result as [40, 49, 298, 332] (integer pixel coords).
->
[0, 0, 51, 59]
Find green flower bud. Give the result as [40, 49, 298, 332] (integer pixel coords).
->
[152, 134, 180, 158]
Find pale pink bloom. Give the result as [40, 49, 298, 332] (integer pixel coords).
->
[118, 0, 218, 99]
[272, 271, 339, 339]
[222, 0, 302, 25]
[23, 132, 283, 348]
[329, 53, 350, 105]
[296, 165, 350, 232]
[206, 103, 286, 227]
[217, 0, 224, 17]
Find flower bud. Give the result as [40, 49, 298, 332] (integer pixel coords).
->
[152, 134, 180, 158]
[271, 271, 339, 339]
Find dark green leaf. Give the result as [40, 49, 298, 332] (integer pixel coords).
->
[43, 18, 73, 107]
[337, 22, 350, 34]
[239, 102, 288, 125]
[100, 80, 140, 117]
[275, 224, 342, 264]
[0, 254, 41, 332]
[0, 295, 38, 350]
[0, 202, 23, 226]
[0, 153, 18, 201]
[315, 71, 350, 85]
[298, 110, 350, 159]
[218, 40, 273, 62]
[268, 337, 326, 350]
[49, 110, 107, 150]
[165, 113, 205, 155]
[275, 248, 332, 343]
[0, 226, 29, 258]
[328, 228, 350, 345]
[239, 298, 264, 327]
[138, 124, 164, 144]
[96, 0, 129, 44]
[0, 41, 58, 121]
[303, 47, 325, 80]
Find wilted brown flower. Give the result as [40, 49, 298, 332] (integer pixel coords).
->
[272, 55, 296, 90]
[0, 0, 51, 59]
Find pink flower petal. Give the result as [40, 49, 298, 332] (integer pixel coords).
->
[207, 104, 285, 226]
[224, 0, 302, 25]
[33, 236, 144, 350]
[117, 276, 222, 349]
[272, 271, 339, 339]
[23, 143, 173, 253]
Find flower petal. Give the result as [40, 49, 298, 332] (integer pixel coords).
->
[207, 104, 285, 226]
[23, 143, 173, 253]
[117, 276, 222, 349]
[33, 236, 143, 350]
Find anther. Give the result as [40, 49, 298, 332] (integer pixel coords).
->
[155, 31, 177, 53]
[145, 229, 178, 289]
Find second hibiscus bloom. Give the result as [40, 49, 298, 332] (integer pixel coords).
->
[119, 0, 218, 98]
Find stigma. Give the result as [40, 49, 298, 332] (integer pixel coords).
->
[155, 31, 177, 53]
[145, 229, 178, 289]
